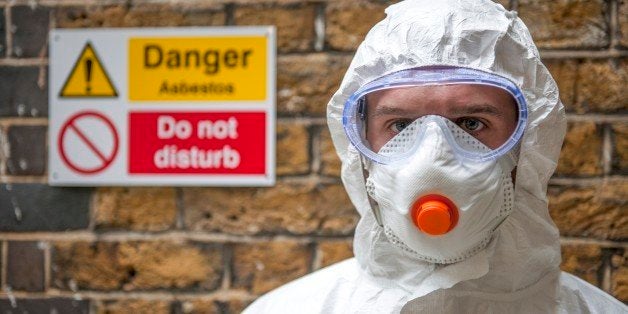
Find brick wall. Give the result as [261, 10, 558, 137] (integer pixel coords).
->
[0, 0, 625, 312]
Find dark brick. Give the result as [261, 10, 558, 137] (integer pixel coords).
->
[11, 6, 50, 58]
[0, 184, 91, 232]
[0, 8, 6, 57]
[0, 298, 89, 313]
[0, 67, 48, 117]
[7, 125, 46, 176]
[7, 241, 45, 291]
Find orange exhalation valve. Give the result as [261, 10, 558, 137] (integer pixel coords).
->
[411, 195, 459, 236]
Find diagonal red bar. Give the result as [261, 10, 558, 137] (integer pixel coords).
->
[69, 122, 108, 163]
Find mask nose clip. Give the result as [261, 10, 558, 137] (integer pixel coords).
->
[411, 194, 459, 236]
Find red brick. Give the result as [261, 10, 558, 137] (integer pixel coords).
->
[318, 240, 353, 268]
[620, 0, 628, 48]
[325, 1, 387, 51]
[556, 122, 603, 176]
[575, 60, 628, 113]
[235, 4, 315, 53]
[277, 53, 352, 116]
[544, 59, 577, 112]
[232, 241, 311, 294]
[319, 127, 341, 177]
[183, 183, 357, 235]
[179, 300, 220, 314]
[611, 250, 628, 302]
[276, 122, 309, 175]
[53, 241, 223, 291]
[612, 123, 628, 172]
[560, 243, 602, 286]
[518, 0, 609, 49]
[52, 242, 126, 290]
[548, 181, 628, 240]
[97, 300, 170, 314]
[179, 299, 251, 314]
[94, 187, 177, 231]
[56, 4, 225, 28]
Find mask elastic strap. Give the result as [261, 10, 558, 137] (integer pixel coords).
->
[497, 142, 520, 172]
[360, 155, 384, 227]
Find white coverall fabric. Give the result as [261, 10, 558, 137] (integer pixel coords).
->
[243, 0, 628, 313]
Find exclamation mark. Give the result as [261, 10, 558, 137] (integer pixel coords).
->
[85, 58, 93, 94]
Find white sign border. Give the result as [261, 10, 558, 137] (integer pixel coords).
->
[48, 26, 276, 187]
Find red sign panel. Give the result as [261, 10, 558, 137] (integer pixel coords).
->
[129, 112, 266, 174]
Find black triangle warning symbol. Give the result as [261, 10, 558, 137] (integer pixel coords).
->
[59, 42, 118, 98]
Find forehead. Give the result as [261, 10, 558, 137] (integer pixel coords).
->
[366, 84, 516, 114]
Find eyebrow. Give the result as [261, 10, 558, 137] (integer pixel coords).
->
[371, 105, 415, 117]
[449, 103, 504, 117]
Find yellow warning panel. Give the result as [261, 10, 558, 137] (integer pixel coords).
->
[59, 42, 118, 98]
[128, 36, 267, 101]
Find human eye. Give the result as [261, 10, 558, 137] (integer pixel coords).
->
[456, 117, 486, 134]
[388, 119, 411, 133]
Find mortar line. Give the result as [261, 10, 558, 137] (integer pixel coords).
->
[311, 241, 322, 271]
[4, 2, 11, 58]
[314, 2, 325, 52]
[559, 237, 628, 248]
[601, 249, 613, 293]
[43, 240, 51, 291]
[539, 50, 628, 59]
[602, 124, 613, 175]
[548, 176, 626, 186]
[609, 0, 619, 49]
[310, 124, 322, 174]
[175, 187, 185, 230]
[0, 58, 48, 66]
[0, 126, 8, 177]
[87, 187, 97, 231]
[0, 231, 354, 243]
[0, 288, 258, 301]
[36, 0, 127, 7]
[277, 116, 327, 125]
[0, 118, 49, 126]
[220, 243, 232, 290]
[565, 114, 628, 123]
[278, 174, 341, 184]
[1, 241, 7, 288]
[0, 175, 48, 184]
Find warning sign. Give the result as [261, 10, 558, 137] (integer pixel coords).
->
[129, 37, 267, 101]
[59, 42, 118, 98]
[49, 27, 276, 186]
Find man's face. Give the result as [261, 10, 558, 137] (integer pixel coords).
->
[365, 84, 518, 152]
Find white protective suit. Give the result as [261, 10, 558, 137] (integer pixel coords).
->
[244, 0, 628, 313]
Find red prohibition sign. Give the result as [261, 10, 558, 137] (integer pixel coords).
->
[58, 111, 119, 174]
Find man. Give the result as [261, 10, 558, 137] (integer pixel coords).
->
[244, 0, 627, 312]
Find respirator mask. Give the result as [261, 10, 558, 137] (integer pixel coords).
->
[343, 66, 527, 264]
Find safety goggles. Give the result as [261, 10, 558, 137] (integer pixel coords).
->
[342, 66, 527, 164]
